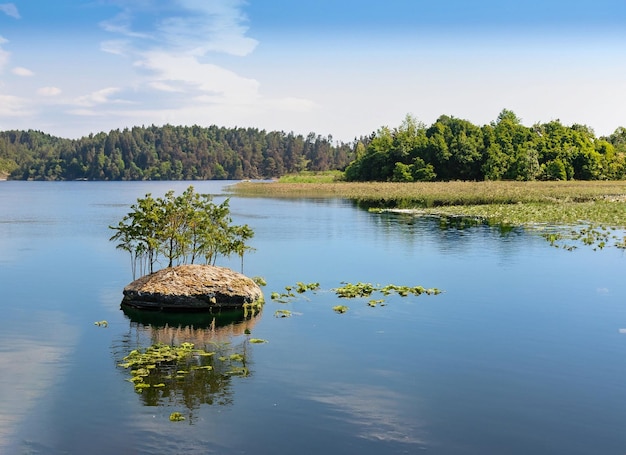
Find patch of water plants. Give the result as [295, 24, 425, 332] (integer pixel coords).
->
[269, 280, 442, 314]
[274, 309, 293, 318]
[270, 282, 321, 303]
[117, 339, 264, 408]
[542, 224, 626, 251]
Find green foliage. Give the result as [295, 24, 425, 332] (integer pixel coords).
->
[268, 280, 442, 315]
[344, 109, 626, 182]
[274, 309, 292, 318]
[169, 412, 185, 422]
[542, 225, 626, 251]
[333, 282, 377, 298]
[333, 282, 441, 302]
[543, 159, 568, 181]
[278, 170, 344, 183]
[270, 282, 319, 303]
[248, 338, 268, 344]
[252, 276, 267, 286]
[0, 126, 354, 181]
[109, 186, 255, 278]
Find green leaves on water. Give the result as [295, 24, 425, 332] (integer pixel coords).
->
[252, 276, 267, 286]
[169, 412, 185, 422]
[94, 320, 108, 327]
[274, 309, 292, 318]
[269, 280, 442, 315]
[118, 342, 213, 391]
[271, 282, 320, 303]
[331, 282, 441, 310]
[333, 282, 376, 298]
[542, 224, 626, 251]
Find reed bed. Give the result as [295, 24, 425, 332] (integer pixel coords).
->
[231, 180, 626, 228]
[232, 180, 626, 205]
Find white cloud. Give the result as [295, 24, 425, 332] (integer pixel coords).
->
[136, 51, 259, 101]
[0, 93, 31, 117]
[148, 81, 184, 93]
[0, 3, 19, 19]
[73, 87, 127, 107]
[12, 66, 33, 76]
[99, 10, 151, 39]
[308, 383, 425, 445]
[37, 86, 62, 96]
[100, 39, 131, 56]
[0, 36, 9, 72]
[158, 0, 258, 57]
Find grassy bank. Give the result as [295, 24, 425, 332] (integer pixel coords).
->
[231, 180, 626, 228]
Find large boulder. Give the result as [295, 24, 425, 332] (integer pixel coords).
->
[121, 264, 263, 312]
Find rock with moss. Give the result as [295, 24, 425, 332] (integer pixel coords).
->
[121, 264, 263, 312]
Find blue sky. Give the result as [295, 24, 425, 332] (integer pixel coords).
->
[0, 1, 625, 141]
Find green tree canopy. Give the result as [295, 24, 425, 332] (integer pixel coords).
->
[110, 186, 254, 278]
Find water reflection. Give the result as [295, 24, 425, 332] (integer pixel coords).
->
[308, 382, 427, 446]
[0, 311, 78, 452]
[114, 309, 261, 419]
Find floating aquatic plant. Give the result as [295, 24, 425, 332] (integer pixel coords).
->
[118, 342, 218, 393]
[248, 338, 268, 344]
[274, 309, 292, 318]
[333, 305, 349, 314]
[296, 282, 320, 293]
[540, 224, 626, 251]
[333, 282, 377, 298]
[252, 276, 267, 286]
[270, 282, 320, 303]
[270, 280, 442, 314]
[169, 412, 185, 422]
[332, 282, 441, 304]
[94, 320, 108, 327]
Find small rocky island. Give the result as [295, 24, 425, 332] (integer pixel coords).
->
[121, 264, 263, 312]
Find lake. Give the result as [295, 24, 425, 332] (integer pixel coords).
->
[1, 180, 626, 454]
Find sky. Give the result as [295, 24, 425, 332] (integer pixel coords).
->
[0, 0, 625, 142]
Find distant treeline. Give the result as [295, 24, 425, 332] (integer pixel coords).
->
[346, 110, 626, 182]
[2, 110, 626, 181]
[0, 125, 354, 180]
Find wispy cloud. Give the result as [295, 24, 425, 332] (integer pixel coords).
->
[12, 66, 33, 76]
[157, 0, 258, 57]
[0, 3, 19, 19]
[136, 51, 259, 101]
[37, 86, 62, 97]
[0, 93, 30, 116]
[0, 37, 8, 72]
[99, 1, 258, 102]
[74, 87, 128, 107]
[90, 0, 314, 128]
[99, 10, 152, 40]
[308, 383, 426, 445]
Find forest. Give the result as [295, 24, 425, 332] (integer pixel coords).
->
[345, 110, 626, 182]
[1, 109, 626, 181]
[0, 124, 354, 181]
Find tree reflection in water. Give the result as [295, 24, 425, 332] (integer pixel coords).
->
[114, 307, 262, 418]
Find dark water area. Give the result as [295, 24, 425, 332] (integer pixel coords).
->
[1, 181, 626, 454]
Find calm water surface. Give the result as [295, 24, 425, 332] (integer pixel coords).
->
[1, 181, 626, 454]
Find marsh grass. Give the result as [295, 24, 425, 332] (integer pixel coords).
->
[232, 180, 626, 228]
[277, 171, 344, 183]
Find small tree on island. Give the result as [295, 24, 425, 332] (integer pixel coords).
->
[110, 186, 255, 279]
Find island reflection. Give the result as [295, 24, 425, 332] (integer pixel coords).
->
[115, 308, 261, 414]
